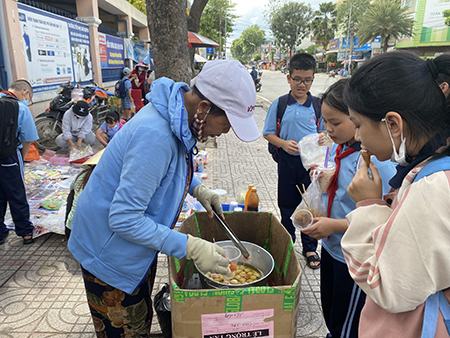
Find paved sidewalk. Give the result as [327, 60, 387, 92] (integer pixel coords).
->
[0, 105, 328, 337]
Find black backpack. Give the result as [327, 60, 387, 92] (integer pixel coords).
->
[268, 92, 322, 163]
[114, 78, 127, 98]
[0, 95, 19, 159]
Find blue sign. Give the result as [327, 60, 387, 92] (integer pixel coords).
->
[99, 33, 124, 69]
[206, 47, 215, 54]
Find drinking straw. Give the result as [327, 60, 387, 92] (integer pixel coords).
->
[324, 146, 330, 168]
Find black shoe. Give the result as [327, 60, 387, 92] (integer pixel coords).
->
[22, 234, 34, 245]
[0, 231, 10, 245]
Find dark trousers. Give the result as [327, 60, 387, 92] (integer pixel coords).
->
[81, 259, 158, 337]
[321, 248, 366, 338]
[0, 151, 34, 238]
[277, 150, 317, 252]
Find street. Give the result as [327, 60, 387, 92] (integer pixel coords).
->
[257, 70, 339, 104]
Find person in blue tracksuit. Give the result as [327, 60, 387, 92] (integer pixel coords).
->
[0, 80, 38, 245]
[68, 60, 260, 337]
[302, 80, 396, 338]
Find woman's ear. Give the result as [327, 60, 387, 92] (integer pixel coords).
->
[195, 100, 211, 120]
[439, 81, 450, 97]
[384, 111, 404, 138]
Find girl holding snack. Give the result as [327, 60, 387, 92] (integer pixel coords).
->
[342, 51, 450, 337]
[302, 79, 395, 337]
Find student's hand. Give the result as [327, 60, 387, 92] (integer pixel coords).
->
[282, 140, 299, 155]
[318, 132, 330, 146]
[193, 184, 223, 219]
[186, 235, 231, 276]
[301, 217, 337, 240]
[348, 160, 382, 203]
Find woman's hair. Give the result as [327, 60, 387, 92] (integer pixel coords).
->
[344, 51, 450, 152]
[435, 54, 450, 87]
[321, 79, 349, 114]
[105, 110, 120, 124]
[192, 86, 226, 116]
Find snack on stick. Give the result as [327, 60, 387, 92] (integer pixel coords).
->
[361, 149, 371, 167]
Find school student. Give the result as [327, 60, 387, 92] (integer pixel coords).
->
[341, 51, 450, 337]
[302, 80, 395, 337]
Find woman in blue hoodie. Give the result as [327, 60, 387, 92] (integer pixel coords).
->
[68, 60, 260, 337]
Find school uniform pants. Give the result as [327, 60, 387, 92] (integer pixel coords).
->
[277, 150, 318, 253]
[321, 248, 366, 338]
[0, 151, 34, 239]
[81, 258, 158, 338]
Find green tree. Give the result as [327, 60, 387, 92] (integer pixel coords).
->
[128, 0, 146, 13]
[311, 2, 337, 50]
[231, 25, 265, 64]
[336, 0, 367, 34]
[358, 0, 414, 52]
[444, 9, 450, 26]
[270, 2, 313, 55]
[199, 0, 237, 56]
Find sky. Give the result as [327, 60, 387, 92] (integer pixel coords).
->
[228, 0, 323, 45]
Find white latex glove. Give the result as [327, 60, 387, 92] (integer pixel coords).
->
[193, 184, 223, 218]
[186, 235, 231, 276]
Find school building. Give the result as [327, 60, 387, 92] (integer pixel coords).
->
[0, 0, 150, 114]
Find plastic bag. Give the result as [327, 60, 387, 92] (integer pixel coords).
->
[154, 283, 172, 338]
[298, 133, 328, 170]
[291, 175, 326, 229]
[69, 145, 93, 163]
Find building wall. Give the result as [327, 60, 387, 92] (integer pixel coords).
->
[0, 0, 149, 115]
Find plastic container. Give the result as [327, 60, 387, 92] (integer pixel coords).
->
[245, 187, 259, 212]
[292, 209, 314, 229]
[229, 201, 238, 212]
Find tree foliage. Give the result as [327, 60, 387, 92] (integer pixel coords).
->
[311, 2, 337, 50]
[199, 0, 237, 53]
[128, 0, 146, 13]
[231, 25, 265, 64]
[270, 2, 313, 54]
[444, 9, 450, 26]
[358, 0, 414, 52]
[336, 0, 368, 35]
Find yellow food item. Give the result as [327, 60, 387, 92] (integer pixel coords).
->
[206, 263, 262, 285]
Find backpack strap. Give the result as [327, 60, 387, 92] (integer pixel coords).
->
[275, 93, 290, 137]
[414, 156, 450, 182]
[311, 95, 322, 131]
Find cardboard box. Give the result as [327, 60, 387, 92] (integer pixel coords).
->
[169, 212, 302, 338]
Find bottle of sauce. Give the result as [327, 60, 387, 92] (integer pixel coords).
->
[245, 187, 259, 212]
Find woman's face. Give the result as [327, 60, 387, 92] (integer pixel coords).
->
[349, 109, 394, 161]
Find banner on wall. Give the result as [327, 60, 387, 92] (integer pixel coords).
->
[17, 3, 93, 92]
[99, 33, 125, 69]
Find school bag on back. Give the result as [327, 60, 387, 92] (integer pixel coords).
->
[0, 95, 20, 158]
[114, 78, 127, 98]
[268, 92, 322, 163]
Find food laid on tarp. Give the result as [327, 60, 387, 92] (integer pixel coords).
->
[206, 263, 262, 285]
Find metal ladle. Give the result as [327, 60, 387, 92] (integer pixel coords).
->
[212, 210, 250, 259]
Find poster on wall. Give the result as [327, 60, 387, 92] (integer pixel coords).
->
[420, 0, 450, 43]
[99, 33, 124, 69]
[17, 3, 93, 92]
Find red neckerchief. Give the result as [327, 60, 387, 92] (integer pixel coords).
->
[326, 144, 358, 217]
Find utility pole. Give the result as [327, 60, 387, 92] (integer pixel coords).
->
[346, 1, 353, 74]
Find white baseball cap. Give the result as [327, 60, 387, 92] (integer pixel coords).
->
[191, 60, 260, 142]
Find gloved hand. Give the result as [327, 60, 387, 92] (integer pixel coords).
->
[193, 184, 223, 218]
[186, 235, 231, 276]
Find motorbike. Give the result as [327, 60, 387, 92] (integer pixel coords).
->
[35, 82, 113, 150]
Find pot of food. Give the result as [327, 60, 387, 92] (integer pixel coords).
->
[195, 240, 275, 289]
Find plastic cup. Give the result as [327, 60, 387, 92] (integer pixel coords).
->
[221, 245, 241, 263]
[318, 164, 336, 192]
[229, 201, 238, 211]
[292, 209, 314, 229]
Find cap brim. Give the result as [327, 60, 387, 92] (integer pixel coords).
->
[225, 111, 261, 142]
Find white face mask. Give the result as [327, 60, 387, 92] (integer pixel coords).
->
[383, 118, 408, 166]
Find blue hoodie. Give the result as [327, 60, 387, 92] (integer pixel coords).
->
[68, 78, 200, 294]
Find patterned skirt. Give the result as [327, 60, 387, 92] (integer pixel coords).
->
[81, 261, 157, 338]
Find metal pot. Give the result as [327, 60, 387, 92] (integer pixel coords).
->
[195, 240, 275, 289]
